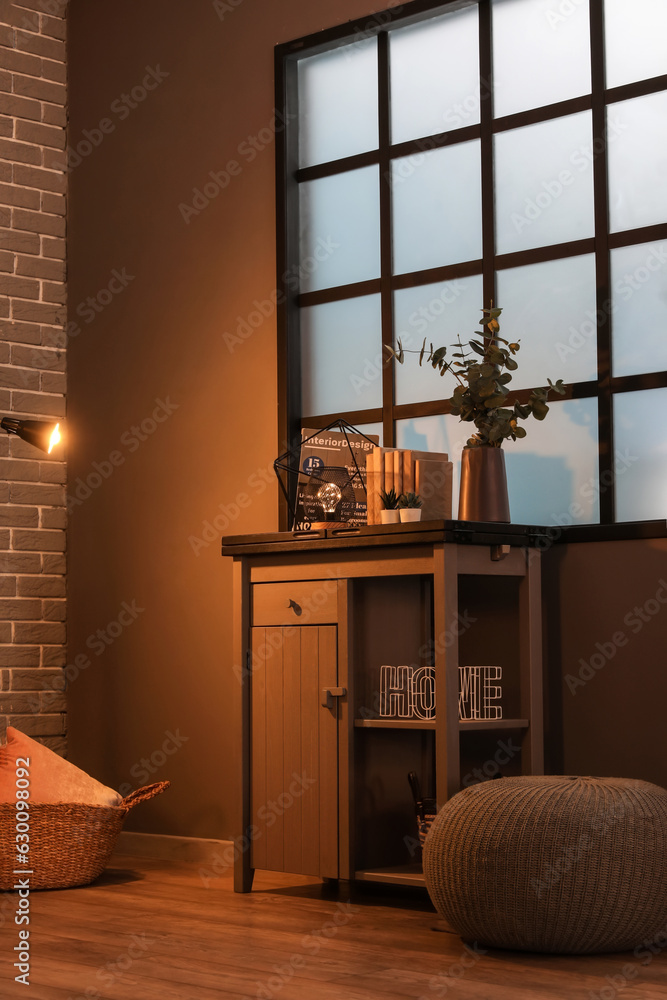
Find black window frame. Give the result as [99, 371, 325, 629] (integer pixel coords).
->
[275, 0, 667, 530]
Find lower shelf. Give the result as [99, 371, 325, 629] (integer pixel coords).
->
[354, 864, 426, 887]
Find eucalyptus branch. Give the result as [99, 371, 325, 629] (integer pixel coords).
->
[385, 306, 565, 449]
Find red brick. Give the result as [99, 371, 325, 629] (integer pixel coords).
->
[13, 163, 65, 194]
[38, 459, 65, 483]
[15, 30, 64, 62]
[15, 119, 65, 150]
[41, 191, 65, 217]
[0, 24, 13, 45]
[0, 249, 12, 272]
[11, 299, 65, 324]
[0, 136, 41, 165]
[41, 103, 65, 127]
[42, 598, 64, 621]
[0, 646, 40, 667]
[12, 528, 65, 551]
[0, 115, 12, 137]
[0, 596, 41, 619]
[10, 343, 64, 369]
[0, 47, 42, 77]
[0, 226, 40, 254]
[0, 68, 11, 93]
[17, 573, 64, 601]
[0, 298, 10, 318]
[0, 273, 39, 298]
[0, 551, 41, 573]
[11, 482, 64, 506]
[10, 389, 65, 416]
[0, 342, 8, 362]
[0, 527, 10, 549]
[10, 667, 65, 690]
[40, 371, 65, 394]
[0, 364, 40, 390]
[7, 713, 65, 736]
[41, 235, 64, 258]
[39, 505, 66, 528]
[0, 2, 38, 29]
[15, 254, 64, 280]
[40, 328, 66, 348]
[0, 458, 41, 483]
[0, 505, 39, 528]
[0, 319, 42, 344]
[13, 74, 66, 106]
[13, 206, 65, 237]
[16, 0, 67, 14]
[40, 642, 65, 665]
[0, 161, 11, 182]
[41, 278, 65, 303]
[13, 619, 64, 644]
[0, 92, 41, 122]
[0, 622, 10, 642]
[0, 574, 15, 596]
[41, 53, 66, 77]
[0, 691, 45, 712]
[0, 182, 40, 210]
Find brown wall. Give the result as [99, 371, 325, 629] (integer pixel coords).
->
[0, 0, 67, 750]
[543, 536, 667, 789]
[66, 0, 394, 838]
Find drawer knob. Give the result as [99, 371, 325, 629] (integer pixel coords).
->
[286, 598, 302, 616]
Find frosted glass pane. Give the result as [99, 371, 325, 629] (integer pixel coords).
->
[299, 167, 380, 292]
[392, 141, 482, 274]
[301, 295, 381, 415]
[503, 398, 599, 525]
[607, 93, 667, 234]
[492, 0, 591, 118]
[390, 8, 480, 143]
[496, 255, 598, 388]
[393, 275, 484, 405]
[354, 421, 383, 446]
[611, 241, 667, 377]
[298, 40, 378, 168]
[605, 0, 667, 89]
[495, 112, 594, 254]
[397, 398, 599, 526]
[614, 389, 667, 522]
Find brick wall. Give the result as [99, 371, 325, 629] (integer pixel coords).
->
[0, 0, 67, 752]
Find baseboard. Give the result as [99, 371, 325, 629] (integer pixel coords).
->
[114, 831, 233, 864]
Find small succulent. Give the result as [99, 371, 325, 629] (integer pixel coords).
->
[379, 487, 399, 510]
[398, 491, 422, 509]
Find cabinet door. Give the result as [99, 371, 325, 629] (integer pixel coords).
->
[250, 625, 339, 878]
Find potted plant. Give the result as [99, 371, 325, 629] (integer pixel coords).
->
[386, 305, 565, 521]
[379, 487, 400, 524]
[398, 491, 423, 522]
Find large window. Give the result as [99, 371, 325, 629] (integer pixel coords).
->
[275, 0, 667, 527]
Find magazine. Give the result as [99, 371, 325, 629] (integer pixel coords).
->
[295, 427, 379, 528]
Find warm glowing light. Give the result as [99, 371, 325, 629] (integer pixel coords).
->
[47, 422, 61, 454]
[316, 482, 342, 514]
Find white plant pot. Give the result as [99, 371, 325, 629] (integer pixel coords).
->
[380, 509, 400, 524]
[399, 509, 422, 522]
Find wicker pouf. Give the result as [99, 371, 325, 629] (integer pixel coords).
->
[423, 775, 667, 954]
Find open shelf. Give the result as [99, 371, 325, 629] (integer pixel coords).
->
[355, 718, 435, 730]
[354, 864, 426, 887]
[459, 718, 529, 731]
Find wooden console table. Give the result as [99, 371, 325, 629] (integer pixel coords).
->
[222, 520, 546, 892]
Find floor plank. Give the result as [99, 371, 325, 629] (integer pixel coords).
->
[0, 855, 665, 999]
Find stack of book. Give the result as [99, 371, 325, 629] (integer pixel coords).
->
[365, 447, 453, 525]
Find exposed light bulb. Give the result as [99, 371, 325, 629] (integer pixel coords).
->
[48, 423, 61, 454]
[316, 482, 341, 515]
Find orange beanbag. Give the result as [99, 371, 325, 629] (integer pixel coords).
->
[0, 727, 122, 807]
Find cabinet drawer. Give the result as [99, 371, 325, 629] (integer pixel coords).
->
[252, 581, 338, 626]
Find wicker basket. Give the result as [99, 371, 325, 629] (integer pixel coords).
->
[0, 781, 169, 891]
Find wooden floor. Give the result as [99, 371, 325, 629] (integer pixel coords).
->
[1, 853, 666, 999]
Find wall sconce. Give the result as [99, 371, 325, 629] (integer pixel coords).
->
[1, 417, 62, 454]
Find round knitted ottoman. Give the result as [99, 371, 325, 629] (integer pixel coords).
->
[423, 775, 667, 954]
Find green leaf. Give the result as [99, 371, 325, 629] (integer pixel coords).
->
[468, 339, 486, 356]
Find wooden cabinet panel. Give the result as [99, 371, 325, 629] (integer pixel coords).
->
[252, 581, 337, 626]
[250, 625, 339, 878]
